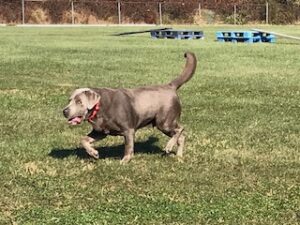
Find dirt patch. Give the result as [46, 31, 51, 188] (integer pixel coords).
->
[0, 89, 22, 94]
[57, 83, 74, 87]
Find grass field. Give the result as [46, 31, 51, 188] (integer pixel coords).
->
[0, 25, 299, 224]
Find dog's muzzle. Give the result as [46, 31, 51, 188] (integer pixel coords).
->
[63, 108, 69, 118]
[63, 107, 84, 125]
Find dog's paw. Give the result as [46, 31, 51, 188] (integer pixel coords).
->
[176, 156, 184, 163]
[92, 152, 99, 159]
[87, 150, 99, 159]
[161, 151, 176, 157]
[164, 139, 177, 153]
[120, 155, 132, 164]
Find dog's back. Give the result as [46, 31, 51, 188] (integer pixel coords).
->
[129, 52, 197, 129]
[130, 85, 178, 128]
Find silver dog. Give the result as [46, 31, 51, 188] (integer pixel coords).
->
[63, 52, 197, 163]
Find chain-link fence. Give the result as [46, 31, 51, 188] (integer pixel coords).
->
[0, 0, 299, 25]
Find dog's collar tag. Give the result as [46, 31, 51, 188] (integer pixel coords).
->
[88, 102, 100, 123]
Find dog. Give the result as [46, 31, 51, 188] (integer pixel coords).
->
[63, 52, 197, 163]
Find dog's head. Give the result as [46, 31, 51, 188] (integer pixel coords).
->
[63, 88, 100, 125]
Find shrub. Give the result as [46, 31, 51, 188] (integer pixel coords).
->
[224, 13, 247, 24]
[28, 8, 49, 24]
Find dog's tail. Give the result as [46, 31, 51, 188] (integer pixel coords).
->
[169, 52, 197, 90]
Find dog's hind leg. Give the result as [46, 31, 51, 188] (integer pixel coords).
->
[164, 126, 184, 154]
[121, 129, 135, 164]
[157, 120, 184, 156]
[81, 130, 106, 159]
[176, 132, 185, 158]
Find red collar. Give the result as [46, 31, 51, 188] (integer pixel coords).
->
[88, 102, 100, 122]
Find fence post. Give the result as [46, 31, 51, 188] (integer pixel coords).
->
[21, 0, 25, 24]
[159, 2, 162, 25]
[71, 1, 75, 25]
[198, 3, 201, 16]
[233, 4, 237, 25]
[118, 0, 121, 24]
[266, 1, 269, 24]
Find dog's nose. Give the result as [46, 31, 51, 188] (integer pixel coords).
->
[63, 108, 69, 117]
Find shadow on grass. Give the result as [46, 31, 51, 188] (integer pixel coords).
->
[49, 136, 164, 160]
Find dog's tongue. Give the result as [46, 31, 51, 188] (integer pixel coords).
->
[68, 116, 82, 125]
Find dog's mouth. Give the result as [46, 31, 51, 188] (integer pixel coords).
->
[68, 116, 83, 125]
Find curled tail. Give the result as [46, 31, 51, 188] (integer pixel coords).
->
[169, 52, 197, 90]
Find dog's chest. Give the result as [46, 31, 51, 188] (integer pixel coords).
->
[91, 117, 121, 135]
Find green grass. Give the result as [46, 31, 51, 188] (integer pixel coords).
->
[0, 25, 299, 224]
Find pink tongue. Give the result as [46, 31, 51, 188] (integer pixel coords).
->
[68, 117, 82, 125]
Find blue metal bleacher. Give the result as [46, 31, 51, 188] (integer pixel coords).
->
[151, 29, 204, 40]
[216, 31, 275, 43]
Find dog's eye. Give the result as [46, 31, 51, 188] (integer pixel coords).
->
[75, 100, 82, 105]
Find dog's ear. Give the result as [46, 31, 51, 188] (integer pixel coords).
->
[84, 90, 101, 110]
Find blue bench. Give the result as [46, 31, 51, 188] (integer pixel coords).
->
[151, 30, 204, 40]
[259, 32, 276, 43]
[216, 31, 275, 43]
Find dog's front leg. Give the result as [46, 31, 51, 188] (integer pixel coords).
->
[121, 129, 135, 163]
[81, 130, 106, 159]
